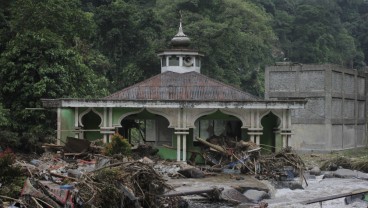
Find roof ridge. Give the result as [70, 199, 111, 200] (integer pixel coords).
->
[186, 71, 261, 100]
[104, 71, 174, 99]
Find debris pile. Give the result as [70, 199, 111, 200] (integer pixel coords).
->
[196, 136, 305, 181]
[0, 138, 187, 208]
[0, 135, 309, 207]
[256, 147, 305, 180]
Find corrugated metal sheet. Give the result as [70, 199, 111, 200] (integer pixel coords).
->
[104, 71, 261, 101]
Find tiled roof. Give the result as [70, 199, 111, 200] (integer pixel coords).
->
[104, 71, 261, 101]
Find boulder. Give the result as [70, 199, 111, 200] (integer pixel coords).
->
[177, 168, 205, 178]
[221, 188, 252, 204]
[322, 172, 334, 179]
[309, 167, 321, 176]
[333, 168, 368, 180]
[243, 190, 270, 203]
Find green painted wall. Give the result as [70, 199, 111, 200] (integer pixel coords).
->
[60, 108, 75, 143]
[260, 113, 278, 152]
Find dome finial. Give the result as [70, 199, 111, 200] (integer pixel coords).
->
[171, 11, 190, 47]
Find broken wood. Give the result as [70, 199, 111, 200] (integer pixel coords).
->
[301, 189, 368, 205]
[195, 137, 228, 155]
[49, 172, 78, 181]
[161, 187, 224, 197]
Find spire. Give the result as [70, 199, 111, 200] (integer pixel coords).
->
[171, 11, 190, 48]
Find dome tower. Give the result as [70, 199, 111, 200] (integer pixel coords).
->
[158, 19, 204, 73]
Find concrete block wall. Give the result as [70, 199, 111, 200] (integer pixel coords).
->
[265, 64, 366, 151]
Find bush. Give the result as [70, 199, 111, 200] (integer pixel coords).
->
[0, 148, 26, 198]
[103, 134, 131, 156]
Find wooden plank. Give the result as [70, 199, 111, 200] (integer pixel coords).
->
[301, 189, 368, 205]
[160, 187, 224, 197]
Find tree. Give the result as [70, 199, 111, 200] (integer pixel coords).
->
[93, 0, 163, 91]
[155, 0, 276, 95]
[0, 0, 109, 151]
[0, 103, 8, 126]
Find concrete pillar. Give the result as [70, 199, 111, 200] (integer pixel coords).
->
[250, 110, 255, 142]
[57, 108, 61, 145]
[282, 136, 287, 148]
[74, 107, 79, 138]
[176, 134, 181, 161]
[175, 129, 189, 162]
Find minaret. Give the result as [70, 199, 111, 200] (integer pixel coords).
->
[157, 18, 204, 73]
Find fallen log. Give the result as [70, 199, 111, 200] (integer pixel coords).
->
[161, 187, 224, 197]
[301, 189, 368, 205]
[195, 137, 228, 155]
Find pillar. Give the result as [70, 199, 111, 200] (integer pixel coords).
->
[100, 107, 114, 143]
[174, 128, 189, 162]
[280, 109, 292, 148]
[57, 108, 61, 145]
[74, 107, 80, 138]
[248, 110, 262, 145]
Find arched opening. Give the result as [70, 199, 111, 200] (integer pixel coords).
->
[193, 110, 246, 164]
[118, 110, 173, 147]
[81, 111, 103, 141]
[193, 111, 246, 146]
[260, 112, 280, 153]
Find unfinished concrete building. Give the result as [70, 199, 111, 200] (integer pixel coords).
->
[265, 64, 366, 151]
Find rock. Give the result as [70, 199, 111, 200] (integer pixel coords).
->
[329, 163, 338, 171]
[243, 190, 270, 203]
[309, 167, 321, 176]
[221, 188, 252, 204]
[345, 193, 365, 204]
[140, 156, 154, 164]
[333, 168, 368, 180]
[322, 172, 334, 179]
[177, 168, 205, 178]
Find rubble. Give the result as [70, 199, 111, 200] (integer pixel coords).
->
[0, 135, 324, 207]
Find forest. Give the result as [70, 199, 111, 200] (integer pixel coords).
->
[0, 0, 367, 151]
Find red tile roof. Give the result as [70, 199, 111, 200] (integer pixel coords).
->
[104, 71, 260, 101]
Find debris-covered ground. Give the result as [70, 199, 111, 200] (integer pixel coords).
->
[0, 135, 368, 208]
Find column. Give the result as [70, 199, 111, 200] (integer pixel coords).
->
[174, 128, 189, 162]
[176, 134, 181, 161]
[100, 107, 115, 143]
[248, 110, 262, 145]
[280, 109, 292, 148]
[74, 107, 80, 138]
[57, 108, 61, 145]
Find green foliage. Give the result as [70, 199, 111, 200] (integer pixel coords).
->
[1, 0, 368, 153]
[253, 0, 367, 69]
[156, 0, 276, 96]
[0, 149, 26, 198]
[0, 103, 8, 126]
[0, 0, 109, 150]
[93, 0, 163, 91]
[103, 134, 132, 156]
